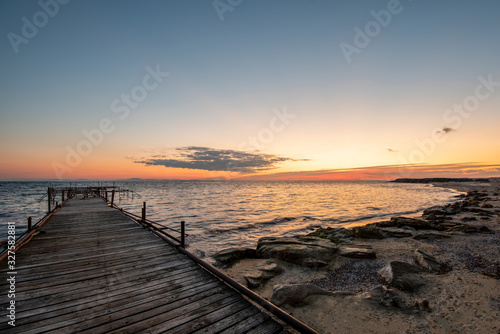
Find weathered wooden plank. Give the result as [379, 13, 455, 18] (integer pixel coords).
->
[0, 250, 180, 286]
[246, 318, 285, 334]
[0, 249, 179, 283]
[166, 298, 252, 334]
[61, 286, 236, 333]
[190, 305, 262, 334]
[104, 293, 242, 334]
[5, 266, 206, 319]
[14, 281, 225, 333]
[3, 262, 199, 314]
[2, 244, 164, 272]
[0, 197, 288, 334]
[0, 261, 191, 300]
[218, 312, 272, 334]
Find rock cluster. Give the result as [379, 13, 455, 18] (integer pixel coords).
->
[212, 247, 256, 267]
[211, 188, 498, 314]
[306, 191, 494, 245]
[256, 235, 338, 267]
[242, 260, 283, 288]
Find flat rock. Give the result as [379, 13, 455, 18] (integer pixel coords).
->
[377, 217, 436, 230]
[212, 247, 256, 267]
[446, 223, 491, 233]
[352, 225, 385, 239]
[414, 249, 444, 273]
[270, 284, 335, 307]
[379, 227, 414, 238]
[243, 260, 283, 288]
[338, 246, 376, 259]
[379, 261, 425, 292]
[308, 227, 354, 244]
[423, 205, 457, 216]
[257, 236, 338, 267]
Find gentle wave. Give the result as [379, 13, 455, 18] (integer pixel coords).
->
[0, 180, 461, 260]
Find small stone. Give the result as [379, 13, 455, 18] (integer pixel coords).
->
[241, 260, 283, 288]
[379, 261, 425, 292]
[245, 276, 262, 288]
[338, 246, 376, 259]
[414, 249, 445, 273]
[415, 299, 430, 311]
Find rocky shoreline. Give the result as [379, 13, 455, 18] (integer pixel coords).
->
[212, 180, 500, 333]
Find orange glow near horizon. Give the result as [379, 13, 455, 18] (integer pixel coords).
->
[1, 156, 499, 181]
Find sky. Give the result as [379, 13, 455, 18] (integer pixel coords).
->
[1, 0, 499, 181]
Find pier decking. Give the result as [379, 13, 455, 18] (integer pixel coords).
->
[0, 197, 290, 333]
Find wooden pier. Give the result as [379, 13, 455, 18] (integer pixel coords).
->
[0, 197, 314, 333]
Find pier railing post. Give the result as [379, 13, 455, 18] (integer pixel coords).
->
[141, 202, 146, 222]
[62, 190, 65, 202]
[28, 217, 32, 231]
[111, 189, 115, 207]
[181, 221, 185, 248]
[47, 187, 52, 213]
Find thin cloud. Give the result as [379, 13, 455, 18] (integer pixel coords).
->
[387, 148, 399, 153]
[436, 127, 456, 134]
[135, 146, 295, 173]
[236, 162, 500, 181]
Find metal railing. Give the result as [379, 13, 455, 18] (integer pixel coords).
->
[0, 187, 73, 261]
[101, 190, 186, 248]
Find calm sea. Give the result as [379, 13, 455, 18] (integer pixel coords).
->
[0, 180, 462, 261]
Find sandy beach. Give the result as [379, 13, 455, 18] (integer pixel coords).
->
[215, 179, 500, 333]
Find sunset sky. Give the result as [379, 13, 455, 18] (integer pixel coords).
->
[1, 0, 499, 181]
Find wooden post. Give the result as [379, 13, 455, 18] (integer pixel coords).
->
[105, 190, 108, 202]
[48, 187, 52, 212]
[141, 202, 146, 222]
[111, 189, 115, 207]
[181, 221, 185, 248]
[28, 217, 32, 231]
[62, 190, 65, 202]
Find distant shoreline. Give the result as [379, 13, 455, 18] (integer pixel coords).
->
[391, 177, 491, 184]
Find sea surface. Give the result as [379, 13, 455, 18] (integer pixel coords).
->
[0, 180, 463, 261]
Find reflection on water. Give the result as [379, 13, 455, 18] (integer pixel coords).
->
[0, 180, 461, 261]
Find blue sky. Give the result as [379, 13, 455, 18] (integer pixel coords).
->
[1, 0, 499, 180]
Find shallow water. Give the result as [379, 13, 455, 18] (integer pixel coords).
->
[0, 180, 462, 261]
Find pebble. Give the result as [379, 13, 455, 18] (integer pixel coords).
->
[309, 261, 385, 292]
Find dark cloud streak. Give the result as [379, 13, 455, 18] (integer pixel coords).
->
[436, 127, 456, 134]
[136, 146, 295, 173]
